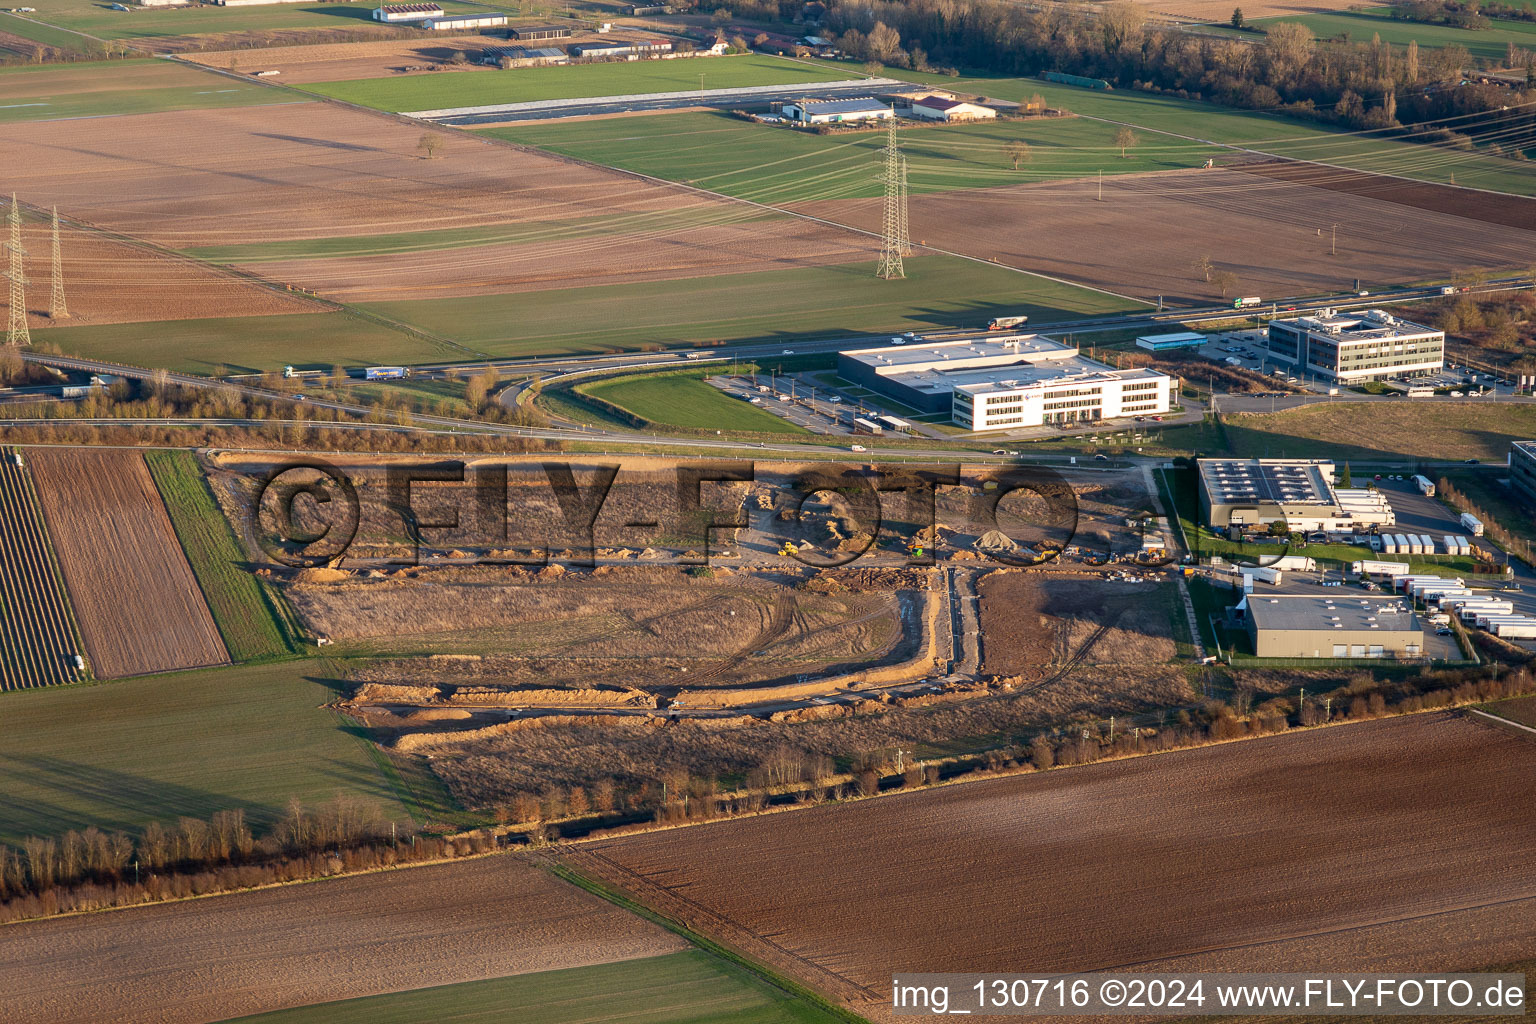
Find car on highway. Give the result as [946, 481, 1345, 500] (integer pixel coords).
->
[850, 444, 867, 452]
[1464, 458, 1481, 464]
[781, 349, 795, 355]
[829, 396, 842, 403]
[1094, 454, 1109, 461]
[991, 449, 1008, 455]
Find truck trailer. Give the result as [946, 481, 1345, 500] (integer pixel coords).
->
[1460, 512, 1485, 536]
[1413, 475, 1436, 496]
[364, 366, 408, 381]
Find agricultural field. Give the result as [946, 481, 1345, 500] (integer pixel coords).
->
[144, 449, 294, 662]
[358, 255, 1139, 358]
[0, 59, 283, 124]
[0, 658, 415, 842]
[185, 36, 525, 85]
[1221, 402, 1536, 462]
[790, 164, 1536, 304]
[18, 217, 323, 331]
[0, 854, 688, 1024]
[27, 448, 227, 678]
[0, 13, 96, 57]
[6, 0, 468, 47]
[822, 61, 1536, 196]
[1483, 694, 1536, 728]
[300, 53, 859, 112]
[0, 447, 83, 690]
[1234, 9, 1536, 64]
[223, 950, 846, 1024]
[579, 370, 809, 434]
[576, 713, 1536, 1018]
[486, 111, 1227, 205]
[38, 312, 452, 375]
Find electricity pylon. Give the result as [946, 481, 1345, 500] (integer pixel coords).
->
[875, 113, 907, 280]
[48, 207, 67, 320]
[4, 195, 30, 348]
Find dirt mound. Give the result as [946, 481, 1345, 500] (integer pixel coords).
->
[294, 567, 350, 584]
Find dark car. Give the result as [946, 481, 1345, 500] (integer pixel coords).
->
[1464, 458, 1480, 464]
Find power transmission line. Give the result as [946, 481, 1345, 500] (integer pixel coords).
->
[4, 195, 30, 348]
[897, 154, 912, 257]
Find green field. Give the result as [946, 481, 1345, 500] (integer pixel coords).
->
[145, 449, 296, 662]
[484, 111, 1224, 204]
[37, 311, 454, 375]
[0, 660, 413, 842]
[10, 0, 481, 42]
[1223, 10, 1536, 64]
[221, 950, 849, 1024]
[359, 255, 1141, 359]
[0, 12, 97, 53]
[581, 369, 809, 434]
[814, 61, 1536, 196]
[0, 59, 287, 123]
[301, 54, 856, 113]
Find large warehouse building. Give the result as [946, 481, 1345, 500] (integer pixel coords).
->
[837, 335, 1176, 431]
[1265, 309, 1444, 384]
[1245, 594, 1424, 660]
[1511, 440, 1536, 506]
[783, 97, 892, 123]
[1197, 458, 1396, 532]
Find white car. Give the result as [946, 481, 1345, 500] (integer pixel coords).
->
[829, 396, 842, 403]
[781, 349, 795, 355]
[850, 444, 867, 452]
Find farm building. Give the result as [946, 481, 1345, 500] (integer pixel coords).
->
[373, 2, 441, 20]
[1266, 309, 1444, 384]
[837, 335, 1175, 431]
[137, 0, 189, 7]
[569, 39, 673, 58]
[783, 96, 891, 124]
[507, 24, 570, 41]
[481, 45, 567, 67]
[909, 95, 996, 121]
[1197, 458, 1396, 532]
[1511, 441, 1536, 506]
[625, 3, 668, 13]
[1243, 594, 1424, 660]
[510, 25, 572, 40]
[420, 11, 507, 30]
[210, 0, 308, 5]
[1135, 331, 1206, 351]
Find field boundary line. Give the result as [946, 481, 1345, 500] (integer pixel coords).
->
[545, 853, 878, 1022]
[1468, 707, 1536, 739]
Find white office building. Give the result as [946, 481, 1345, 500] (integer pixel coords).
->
[837, 335, 1177, 432]
[1266, 309, 1444, 384]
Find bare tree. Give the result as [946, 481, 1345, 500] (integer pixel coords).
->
[417, 132, 443, 160]
[1114, 125, 1138, 158]
[1212, 269, 1239, 296]
[1005, 140, 1032, 170]
[1193, 254, 1214, 282]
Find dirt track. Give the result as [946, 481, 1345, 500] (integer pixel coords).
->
[28, 449, 227, 678]
[0, 855, 687, 1024]
[580, 713, 1536, 1020]
[792, 167, 1536, 303]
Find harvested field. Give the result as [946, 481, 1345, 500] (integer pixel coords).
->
[792, 167, 1536, 303]
[1485, 695, 1536, 729]
[0, 447, 83, 689]
[576, 713, 1536, 1019]
[978, 574, 1178, 679]
[28, 449, 227, 678]
[1239, 159, 1536, 232]
[0, 854, 688, 1024]
[21, 219, 321, 327]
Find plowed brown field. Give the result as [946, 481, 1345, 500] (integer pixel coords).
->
[577, 713, 1536, 1020]
[20, 223, 321, 327]
[793, 167, 1536, 303]
[28, 449, 227, 678]
[0, 855, 687, 1024]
